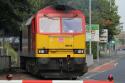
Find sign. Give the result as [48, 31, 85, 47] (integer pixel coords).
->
[100, 29, 108, 43]
[86, 24, 99, 42]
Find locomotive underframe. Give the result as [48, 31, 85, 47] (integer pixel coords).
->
[20, 56, 87, 79]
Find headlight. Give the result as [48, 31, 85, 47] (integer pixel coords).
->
[38, 49, 48, 54]
[73, 49, 84, 54]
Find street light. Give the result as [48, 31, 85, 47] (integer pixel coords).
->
[89, 0, 92, 56]
[109, 0, 112, 11]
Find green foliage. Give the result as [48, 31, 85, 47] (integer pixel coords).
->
[0, 0, 58, 36]
[27, 0, 57, 14]
[4, 42, 18, 67]
[0, 0, 29, 35]
[86, 42, 97, 59]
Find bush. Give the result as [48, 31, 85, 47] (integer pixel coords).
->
[4, 42, 18, 67]
[86, 42, 97, 59]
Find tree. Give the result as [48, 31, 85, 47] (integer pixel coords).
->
[0, 0, 58, 36]
[0, 0, 120, 38]
[0, 0, 30, 36]
[27, 0, 57, 14]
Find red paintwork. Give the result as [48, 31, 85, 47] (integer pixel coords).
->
[84, 80, 114, 83]
[31, 18, 36, 51]
[90, 61, 115, 72]
[23, 80, 52, 83]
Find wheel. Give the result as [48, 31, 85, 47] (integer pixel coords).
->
[31, 64, 39, 75]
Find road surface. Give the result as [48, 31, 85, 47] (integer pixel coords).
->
[79, 50, 125, 83]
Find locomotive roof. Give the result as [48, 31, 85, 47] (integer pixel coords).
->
[26, 5, 83, 26]
[38, 5, 82, 14]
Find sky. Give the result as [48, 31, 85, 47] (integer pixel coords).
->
[115, 0, 125, 31]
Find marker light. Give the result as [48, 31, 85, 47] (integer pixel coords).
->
[38, 49, 48, 54]
[73, 49, 84, 54]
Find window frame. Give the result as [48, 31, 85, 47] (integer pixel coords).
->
[39, 17, 61, 33]
[38, 16, 85, 35]
[62, 18, 83, 33]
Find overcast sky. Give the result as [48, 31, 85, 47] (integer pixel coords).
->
[115, 0, 125, 30]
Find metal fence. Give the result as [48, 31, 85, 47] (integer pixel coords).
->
[0, 56, 11, 72]
[0, 47, 8, 56]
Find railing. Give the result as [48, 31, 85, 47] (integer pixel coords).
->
[0, 47, 8, 56]
[0, 56, 11, 72]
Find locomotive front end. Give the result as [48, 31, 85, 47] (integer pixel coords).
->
[20, 5, 87, 79]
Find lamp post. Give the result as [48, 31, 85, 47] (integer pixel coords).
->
[89, 0, 92, 56]
[109, 0, 112, 11]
